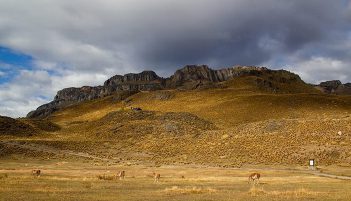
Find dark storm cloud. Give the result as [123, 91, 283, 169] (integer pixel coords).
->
[0, 0, 349, 73]
[133, 0, 349, 70]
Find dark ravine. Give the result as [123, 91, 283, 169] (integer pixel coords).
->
[27, 64, 343, 119]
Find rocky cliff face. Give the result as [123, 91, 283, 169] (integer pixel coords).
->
[27, 65, 307, 118]
[316, 80, 351, 95]
[167, 65, 270, 85]
[165, 65, 302, 90]
[27, 71, 164, 118]
[104, 71, 165, 92]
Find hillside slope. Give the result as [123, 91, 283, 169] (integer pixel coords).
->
[22, 74, 349, 167]
[0, 116, 60, 136]
[4, 65, 351, 167]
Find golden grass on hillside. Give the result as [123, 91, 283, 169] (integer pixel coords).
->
[4, 75, 351, 166]
[47, 76, 351, 129]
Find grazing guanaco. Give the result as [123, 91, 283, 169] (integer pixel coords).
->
[153, 172, 160, 183]
[248, 173, 260, 184]
[32, 169, 41, 177]
[117, 171, 125, 180]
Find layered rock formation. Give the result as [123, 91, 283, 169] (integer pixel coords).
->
[166, 65, 304, 90]
[315, 80, 351, 95]
[168, 65, 269, 85]
[27, 65, 306, 118]
[104, 71, 164, 91]
[27, 71, 164, 118]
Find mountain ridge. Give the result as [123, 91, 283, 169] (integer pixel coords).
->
[26, 64, 350, 118]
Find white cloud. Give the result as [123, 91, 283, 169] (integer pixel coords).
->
[0, 97, 48, 118]
[284, 57, 351, 84]
[0, 68, 110, 117]
[0, 71, 5, 77]
[50, 70, 109, 91]
[0, 70, 51, 117]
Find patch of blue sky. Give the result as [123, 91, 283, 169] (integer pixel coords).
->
[0, 46, 34, 84]
[0, 69, 14, 84]
[0, 46, 33, 69]
[46, 69, 59, 76]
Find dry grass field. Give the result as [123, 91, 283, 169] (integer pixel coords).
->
[1, 159, 351, 201]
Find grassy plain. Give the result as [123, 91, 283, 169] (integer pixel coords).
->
[1, 159, 351, 201]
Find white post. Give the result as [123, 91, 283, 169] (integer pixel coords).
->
[309, 159, 315, 170]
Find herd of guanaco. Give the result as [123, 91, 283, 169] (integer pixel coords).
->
[31, 169, 261, 184]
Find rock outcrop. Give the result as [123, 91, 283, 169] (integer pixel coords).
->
[165, 65, 302, 90]
[27, 71, 165, 118]
[27, 65, 308, 118]
[315, 80, 351, 95]
[168, 65, 270, 85]
[104, 71, 164, 92]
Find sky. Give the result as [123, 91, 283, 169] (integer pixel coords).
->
[0, 0, 351, 117]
